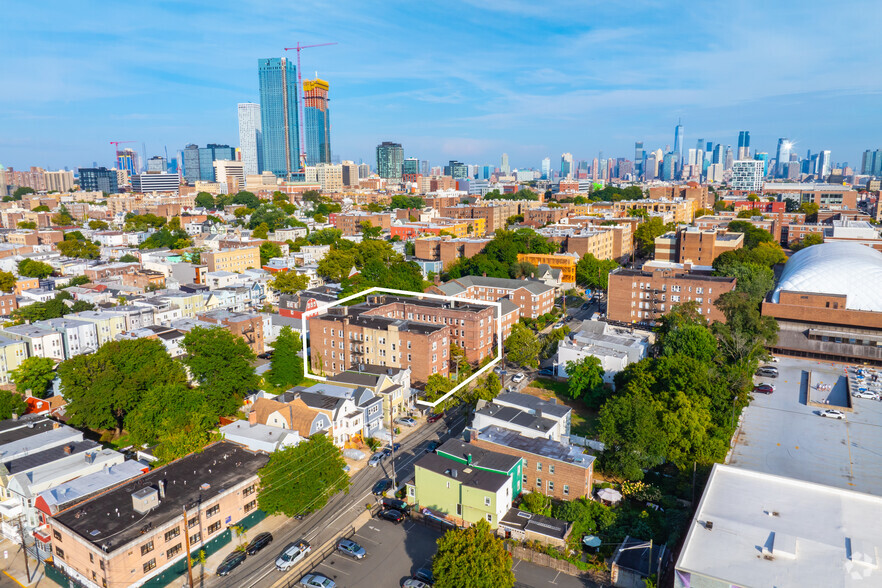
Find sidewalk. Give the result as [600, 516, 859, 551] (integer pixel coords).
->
[0, 539, 49, 587]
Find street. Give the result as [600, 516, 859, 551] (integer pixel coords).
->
[207, 411, 467, 588]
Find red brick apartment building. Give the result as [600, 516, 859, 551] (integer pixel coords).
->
[309, 307, 450, 384]
[654, 227, 744, 266]
[607, 264, 737, 324]
[428, 276, 556, 320]
[330, 211, 393, 236]
[48, 443, 268, 588]
[414, 237, 492, 270]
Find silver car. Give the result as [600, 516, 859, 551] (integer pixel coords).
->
[300, 573, 336, 588]
[337, 538, 367, 559]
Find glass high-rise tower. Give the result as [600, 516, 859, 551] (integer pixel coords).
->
[238, 103, 263, 176]
[258, 57, 300, 178]
[303, 78, 331, 166]
[376, 142, 404, 179]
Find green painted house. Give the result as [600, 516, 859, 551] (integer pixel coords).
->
[407, 452, 512, 529]
[435, 438, 523, 497]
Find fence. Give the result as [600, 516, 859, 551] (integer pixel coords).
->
[506, 543, 611, 585]
[567, 434, 605, 452]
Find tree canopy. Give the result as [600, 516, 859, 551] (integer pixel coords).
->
[575, 253, 619, 290]
[18, 258, 53, 278]
[182, 327, 259, 417]
[10, 356, 55, 398]
[504, 323, 540, 368]
[565, 356, 608, 408]
[0, 391, 28, 421]
[257, 434, 349, 517]
[634, 217, 675, 257]
[0, 271, 16, 292]
[446, 229, 558, 279]
[269, 270, 310, 294]
[432, 520, 514, 588]
[266, 326, 304, 388]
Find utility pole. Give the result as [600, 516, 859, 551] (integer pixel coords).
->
[182, 506, 194, 588]
[390, 422, 397, 491]
[17, 514, 30, 583]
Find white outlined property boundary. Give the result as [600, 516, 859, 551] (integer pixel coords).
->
[299, 287, 502, 409]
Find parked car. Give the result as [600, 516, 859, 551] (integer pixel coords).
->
[246, 532, 273, 555]
[538, 367, 554, 377]
[753, 384, 775, 395]
[372, 479, 393, 495]
[276, 539, 311, 571]
[395, 416, 417, 427]
[425, 440, 440, 453]
[852, 390, 878, 399]
[820, 409, 846, 419]
[216, 551, 247, 576]
[385, 443, 402, 452]
[511, 373, 525, 383]
[300, 573, 336, 588]
[427, 413, 444, 423]
[414, 567, 435, 584]
[337, 538, 367, 559]
[368, 453, 385, 467]
[382, 497, 409, 513]
[755, 367, 779, 378]
[381, 447, 393, 458]
[378, 508, 405, 523]
[402, 579, 431, 588]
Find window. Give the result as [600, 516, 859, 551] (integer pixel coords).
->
[190, 532, 201, 545]
[548, 464, 555, 475]
[141, 541, 154, 556]
[536, 478, 541, 487]
[563, 485, 569, 496]
[164, 527, 180, 542]
[409, 486, 415, 497]
[55, 546, 65, 560]
[53, 530, 62, 541]
[456, 503, 462, 516]
[486, 513, 493, 523]
[548, 481, 554, 492]
[484, 497, 491, 507]
[407, 341, 412, 349]
[90, 553, 94, 563]
[207, 521, 221, 535]
[166, 544, 182, 559]
[188, 516, 199, 529]
[536, 462, 542, 472]
[522, 474, 527, 484]
[143, 558, 156, 573]
[205, 505, 220, 518]
[244, 499, 257, 513]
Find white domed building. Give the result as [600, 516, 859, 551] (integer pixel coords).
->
[764, 242, 882, 364]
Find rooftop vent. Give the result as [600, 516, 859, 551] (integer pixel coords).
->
[200, 483, 211, 491]
[705, 521, 713, 531]
[131, 487, 159, 515]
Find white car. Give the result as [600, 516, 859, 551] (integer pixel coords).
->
[276, 540, 311, 571]
[511, 373, 525, 383]
[820, 409, 846, 419]
[368, 453, 385, 467]
[395, 416, 417, 427]
[852, 390, 878, 400]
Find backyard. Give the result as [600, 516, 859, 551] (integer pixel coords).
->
[525, 377, 599, 437]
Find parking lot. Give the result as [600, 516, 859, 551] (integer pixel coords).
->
[301, 516, 601, 588]
[729, 356, 882, 496]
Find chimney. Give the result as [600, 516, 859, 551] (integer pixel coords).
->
[158, 480, 166, 500]
[248, 410, 257, 425]
[64, 444, 73, 455]
[482, 272, 487, 277]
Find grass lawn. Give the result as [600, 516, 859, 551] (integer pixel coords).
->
[526, 378, 599, 437]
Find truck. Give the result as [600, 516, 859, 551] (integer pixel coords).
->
[275, 539, 311, 572]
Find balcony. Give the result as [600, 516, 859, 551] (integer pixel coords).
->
[0, 498, 22, 519]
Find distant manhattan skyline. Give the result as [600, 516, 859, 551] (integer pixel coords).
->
[2, 0, 879, 171]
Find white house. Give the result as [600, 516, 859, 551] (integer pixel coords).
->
[556, 321, 652, 386]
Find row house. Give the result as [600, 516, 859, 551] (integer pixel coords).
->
[0, 336, 28, 385]
[249, 396, 332, 438]
[37, 318, 100, 358]
[0, 324, 65, 361]
[279, 384, 384, 445]
[327, 366, 413, 429]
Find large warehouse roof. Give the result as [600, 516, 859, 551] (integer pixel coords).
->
[772, 242, 882, 312]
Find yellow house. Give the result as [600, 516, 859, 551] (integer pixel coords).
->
[72, 311, 127, 346]
[517, 252, 580, 284]
[327, 370, 414, 428]
[161, 291, 205, 318]
[0, 336, 27, 385]
[201, 292, 221, 311]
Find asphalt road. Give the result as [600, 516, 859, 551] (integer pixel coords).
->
[207, 411, 468, 588]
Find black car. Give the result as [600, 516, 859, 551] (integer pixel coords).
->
[381, 447, 393, 458]
[378, 508, 405, 523]
[382, 497, 409, 513]
[245, 532, 273, 555]
[414, 568, 435, 584]
[538, 367, 554, 377]
[425, 440, 440, 453]
[372, 479, 393, 495]
[216, 551, 247, 576]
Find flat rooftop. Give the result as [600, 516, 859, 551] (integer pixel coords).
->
[476, 426, 595, 469]
[52, 442, 268, 553]
[677, 464, 882, 587]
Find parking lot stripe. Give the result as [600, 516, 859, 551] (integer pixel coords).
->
[319, 561, 350, 575]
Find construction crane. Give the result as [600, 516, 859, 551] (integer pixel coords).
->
[109, 141, 136, 169]
[283, 42, 337, 168]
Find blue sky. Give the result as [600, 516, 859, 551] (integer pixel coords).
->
[2, 0, 881, 171]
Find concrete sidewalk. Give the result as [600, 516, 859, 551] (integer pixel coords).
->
[0, 539, 51, 588]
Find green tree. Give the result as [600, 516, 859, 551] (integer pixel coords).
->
[119, 253, 139, 263]
[57, 239, 100, 259]
[0, 271, 16, 292]
[520, 492, 552, 516]
[565, 356, 607, 408]
[257, 434, 349, 517]
[713, 260, 775, 301]
[58, 339, 187, 434]
[51, 205, 75, 226]
[88, 220, 109, 230]
[313, 213, 327, 223]
[634, 217, 674, 256]
[389, 195, 425, 209]
[660, 323, 717, 364]
[798, 201, 820, 220]
[504, 323, 540, 368]
[360, 221, 383, 239]
[0, 391, 28, 420]
[252, 222, 270, 240]
[575, 253, 620, 290]
[18, 259, 54, 278]
[17, 221, 36, 229]
[791, 233, 823, 251]
[182, 327, 259, 417]
[509, 260, 537, 279]
[259, 241, 281, 265]
[424, 374, 455, 403]
[308, 228, 343, 245]
[597, 389, 669, 480]
[232, 191, 260, 209]
[726, 221, 775, 249]
[195, 192, 215, 209]
[433, 520, 514, 588]
[125, 213, 166, 231]
[249, 204, 288, 231]
[269, 270, 310, 294]
[12, 187, 35, 199]
[266, 327, 304, 388]
[10, 357, 55, 398]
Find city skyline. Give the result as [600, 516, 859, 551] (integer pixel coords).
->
[2, 0, 880, 170]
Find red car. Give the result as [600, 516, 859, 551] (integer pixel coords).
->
[427, 413, 444, 423]
[753, 384, 775, 395]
